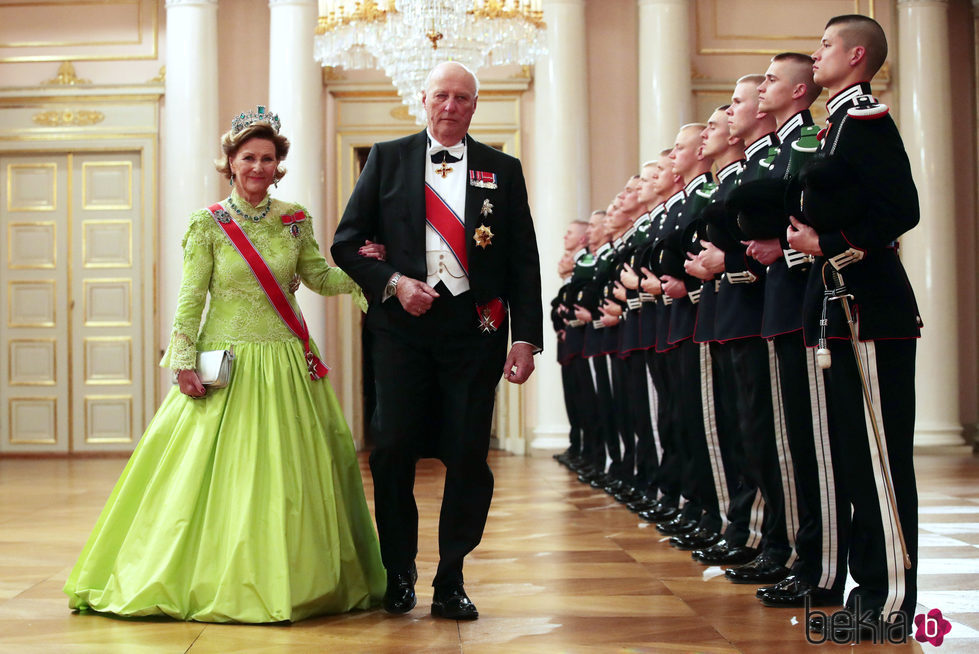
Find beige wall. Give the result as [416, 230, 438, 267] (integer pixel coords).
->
[1, 0, 976, 444]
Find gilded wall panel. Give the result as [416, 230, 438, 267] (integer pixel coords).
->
[0, 0, 158, 63]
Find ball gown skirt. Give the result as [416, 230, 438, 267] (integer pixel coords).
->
[63, 340, 386, 623]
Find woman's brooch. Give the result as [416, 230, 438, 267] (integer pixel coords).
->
[281, 210, 306, 237]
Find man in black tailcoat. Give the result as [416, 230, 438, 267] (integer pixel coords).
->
[332, 62, 543, 621]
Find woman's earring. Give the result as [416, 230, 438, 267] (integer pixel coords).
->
[229, 172, 235, 188]
[274, 177, 279, 188]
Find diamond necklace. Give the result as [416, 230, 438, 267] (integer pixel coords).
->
[227, 196, 271, 222]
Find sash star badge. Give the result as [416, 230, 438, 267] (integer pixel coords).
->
[480, 198, 493, 217]
[473, 224, 494, 249]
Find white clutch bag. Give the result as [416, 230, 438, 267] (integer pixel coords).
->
[171, 346, 235, 389]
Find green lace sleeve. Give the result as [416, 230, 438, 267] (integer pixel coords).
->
[159, 210, 214, 369]
[294, 206, 368, 313]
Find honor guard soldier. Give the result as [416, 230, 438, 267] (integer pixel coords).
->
[651, 124, 725, 544]
[610, 177, 658, 504]
[636, 148, 685, 522]
[574, 210, 622, 488]
[553, 221, 591, 469]
[734, 53, 848, 609]
[702, 76, 796, 586]
[787, 14, 921, 638]
[684, 107, 765, 562]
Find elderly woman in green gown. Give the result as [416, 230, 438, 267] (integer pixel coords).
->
[64, 107, 386, 623]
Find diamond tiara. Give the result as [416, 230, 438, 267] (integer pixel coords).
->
[231, 105, 281, 135]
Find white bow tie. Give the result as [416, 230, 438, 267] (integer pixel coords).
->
[428, 140, 466, 161]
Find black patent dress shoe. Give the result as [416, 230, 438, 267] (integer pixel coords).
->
[603, 479, 626, 494]
[655, 516, 698, 535]
[724, 553, 790, 584]
[383, 564, 418, 614]
[589, 473, 612, 489]
[760, 576, 843, 608]
[431, 584, 478, 620]
[576, 468, 599, 483]
[614, 488, 641, 503]
[638, 503, 679, 523]
[694, 542, 760, 565]
[626, 494, 657, 512]
[670, 527, 720, 550]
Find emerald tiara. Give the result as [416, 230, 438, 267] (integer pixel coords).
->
[232, 105, 281, 135]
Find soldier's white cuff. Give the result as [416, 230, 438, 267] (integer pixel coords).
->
[592, 319, 605, 329]
[783, 248, 814, 269]
[626, 298, 642, 310]
[725, 270, 759, 284]
[828, 247, 865, 270]
[568, 319, 584, 328]
[688, 288, 701, 304]
[639, 292, 655, 303]
[661, 296, 673, 306]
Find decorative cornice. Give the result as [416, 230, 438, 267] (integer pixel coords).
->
[32, 109, 105, 127]
[42, 62, 90, 86]
[896, 0, 950, 6]
[164, 0, 218, 8]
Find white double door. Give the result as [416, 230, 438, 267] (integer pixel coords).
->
[1, 151, 150, 454]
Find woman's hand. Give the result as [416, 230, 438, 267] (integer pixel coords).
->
[177, 369, 206, 399]
[288, 274, 301, 293]
[358, 239, 387, 261]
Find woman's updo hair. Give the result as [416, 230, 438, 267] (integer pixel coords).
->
[215, 122, 290, 183]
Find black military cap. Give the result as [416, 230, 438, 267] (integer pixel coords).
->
[727, 178, 790, 240]
[789, 154, 865, 232]
[700, 200, 741, 252]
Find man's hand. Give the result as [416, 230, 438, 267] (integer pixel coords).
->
[700, 242, 726, 275]
[640, 266, 662, 295]
[599, 310, 620, 328]
[573, 304, 592, 323]
[177, 369, 206, 398]
[684, 252, 711, 281]
[612, 281, 627, 302]
[744, 237, 782, 265]
[504, 342, 536, 384]
[396, 276, 440, 316]
[358, 239, 386, 261]
[787, 216, 823, 256]
[620, 262, 640, 290]
[601, 299, 623, 317]
[661, 275, 688, 299]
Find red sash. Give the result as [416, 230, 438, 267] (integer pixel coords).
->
[425, 183, 468, 275]
[207, 203, 329, 380]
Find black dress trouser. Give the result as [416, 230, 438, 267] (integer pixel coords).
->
[368, 288, 507, 588]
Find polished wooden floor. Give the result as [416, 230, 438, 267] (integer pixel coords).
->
[1, 447, 978, 653]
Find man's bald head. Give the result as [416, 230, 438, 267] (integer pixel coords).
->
[423, 62, 480, 146]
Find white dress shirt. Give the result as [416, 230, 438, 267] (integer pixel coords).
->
[425, 130, 470, 296]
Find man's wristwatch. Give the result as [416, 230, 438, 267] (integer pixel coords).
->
[383, 272, 403, 302]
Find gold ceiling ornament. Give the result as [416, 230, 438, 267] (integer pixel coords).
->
[315, 1, 546, 124]
[42, 62, 91, 86]
[33, 109, 106, 127]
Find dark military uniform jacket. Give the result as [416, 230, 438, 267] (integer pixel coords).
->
[798, 82, 922, 344]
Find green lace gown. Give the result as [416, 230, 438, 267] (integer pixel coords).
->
[63, 192, 386, 623]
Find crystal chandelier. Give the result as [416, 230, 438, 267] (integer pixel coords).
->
[314, 1, 547, 124]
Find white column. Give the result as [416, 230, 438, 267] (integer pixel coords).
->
[898, 0, 962, 445]
[638, 0, 692, 163]
[268, 0, 327, 343]
[531, 0, 590, 449]
[163, 0, 220, 354]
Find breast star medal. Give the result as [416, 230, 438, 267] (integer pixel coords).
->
[473, 224, 494, 249]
